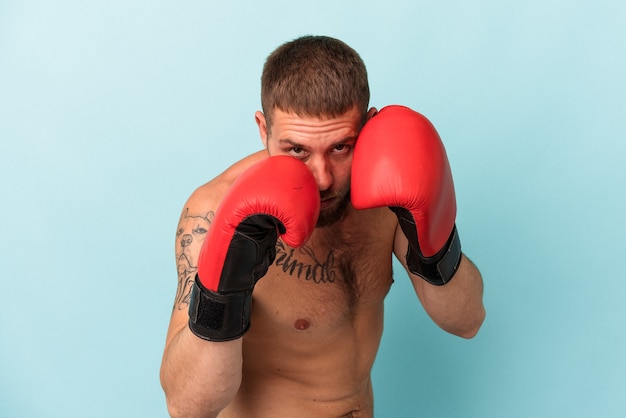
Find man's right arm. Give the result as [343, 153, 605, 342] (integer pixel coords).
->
[160, 155, 320, 417]
[161, 328, 243, 417]
[160, 183, 244, 418]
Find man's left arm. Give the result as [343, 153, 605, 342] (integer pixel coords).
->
[351, 105, 485, 338]
[393, 230, 485, 338]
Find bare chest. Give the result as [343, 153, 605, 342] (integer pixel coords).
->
[251, 208, 397, 333]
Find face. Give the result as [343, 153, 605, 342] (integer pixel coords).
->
[256, 106, 374, 227]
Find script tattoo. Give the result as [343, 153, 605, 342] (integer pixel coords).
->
[274, 240, 337, 284]
[173, 209, 213, 310]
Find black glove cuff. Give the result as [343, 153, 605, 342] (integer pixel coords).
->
[188, 275, 252, 342]
[406, 225, 462, 286]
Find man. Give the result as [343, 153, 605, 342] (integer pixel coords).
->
[160, 35, 485, 418]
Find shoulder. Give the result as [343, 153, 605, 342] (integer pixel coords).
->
[185, 150, 269, 211]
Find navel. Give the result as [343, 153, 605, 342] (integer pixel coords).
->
[293, 318, 311, 330]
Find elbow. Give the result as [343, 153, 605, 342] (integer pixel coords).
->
[160, 377, 186, 418]
[454, 307, 486, 339]
[435, 303, 486, 339]
[164, 398, 217, 418]
[160, 368, 238, 418]
[163, 386, 235, 418]
[160, 372, 194, 418]
[164, 396, 197, 418]
[456, 323, 481, 340]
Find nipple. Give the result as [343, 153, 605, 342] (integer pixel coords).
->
[293, 318, 311, 330]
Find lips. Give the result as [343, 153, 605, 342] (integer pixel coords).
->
[320, 196, 336, 210]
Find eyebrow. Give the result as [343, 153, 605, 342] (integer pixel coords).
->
[277, 138, 304, 147]
[277, 137, 358, 148]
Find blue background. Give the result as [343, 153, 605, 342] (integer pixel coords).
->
[1, 1, 625, 417]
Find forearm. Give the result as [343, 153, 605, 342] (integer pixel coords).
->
[416, 254, 485, 338]
[160, 326, 242, 417]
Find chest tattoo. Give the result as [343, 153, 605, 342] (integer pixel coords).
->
[274, 241, 337, 284]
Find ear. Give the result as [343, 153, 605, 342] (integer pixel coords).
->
[255, 111, 269, 148]
[365, 107, 378, 121]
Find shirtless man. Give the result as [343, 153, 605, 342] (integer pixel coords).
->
[160, 35, 486, 418]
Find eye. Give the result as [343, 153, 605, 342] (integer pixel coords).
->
[332, 144, 351, 154]
[288, 147, 309, 158]
[193, 227, 207, 235]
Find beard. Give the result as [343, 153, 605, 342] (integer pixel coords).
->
[316, 189, 351, 228]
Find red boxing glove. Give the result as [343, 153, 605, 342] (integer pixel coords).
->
[351, 105, 461, 285]
[189, 156, 320, 341]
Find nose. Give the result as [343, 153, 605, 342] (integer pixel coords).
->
[308, 156, 333, 192]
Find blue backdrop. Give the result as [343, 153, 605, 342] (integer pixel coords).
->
[1, 1, 625, 417]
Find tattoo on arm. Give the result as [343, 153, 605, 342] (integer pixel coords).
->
[173, 208, 214, 311]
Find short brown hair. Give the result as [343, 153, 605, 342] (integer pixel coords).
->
[261, 35, 370, 130]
